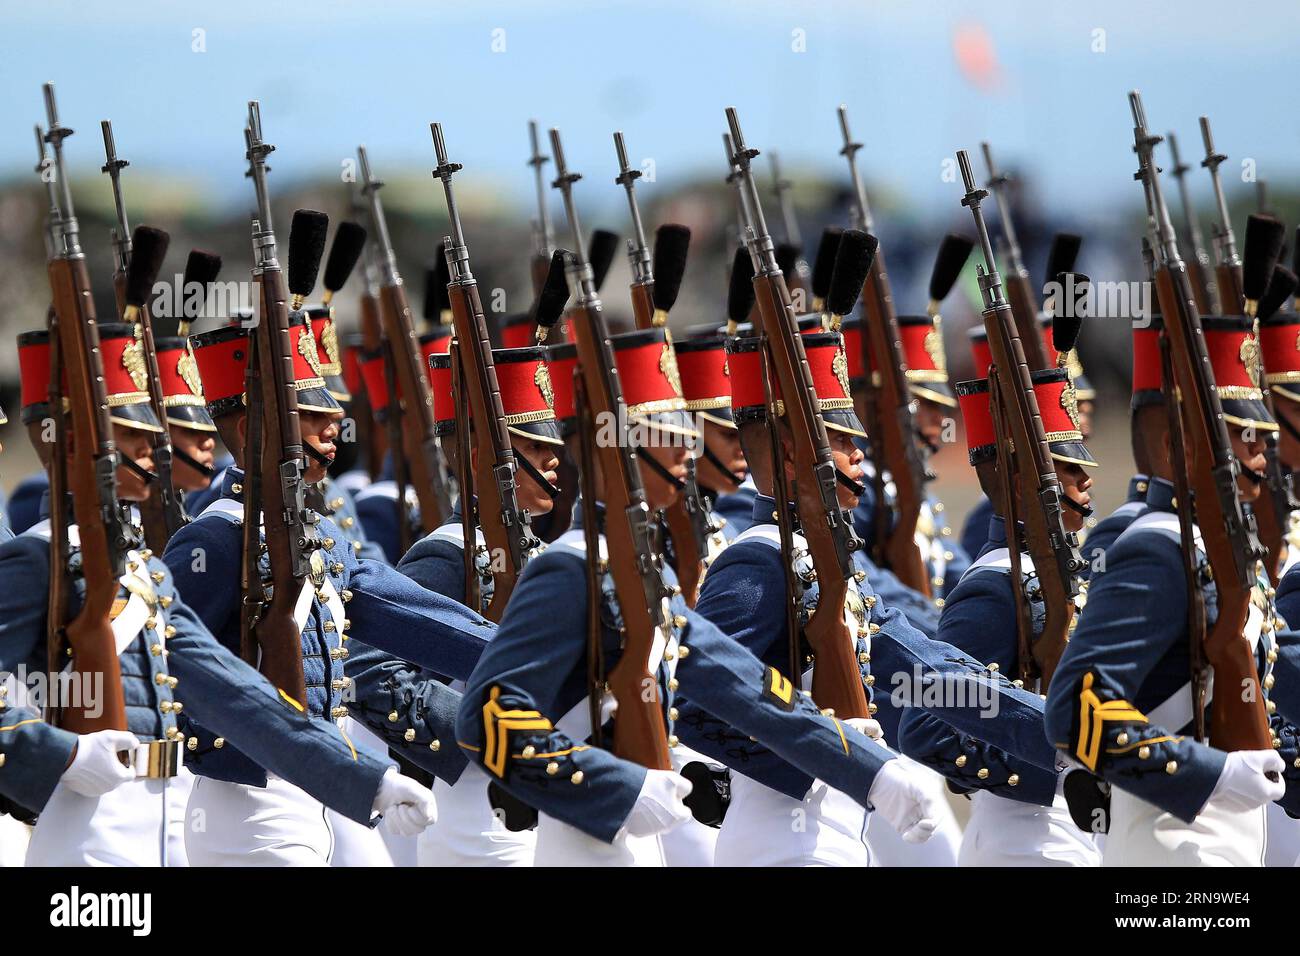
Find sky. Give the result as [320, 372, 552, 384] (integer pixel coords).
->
[2, 0, 1297, 225]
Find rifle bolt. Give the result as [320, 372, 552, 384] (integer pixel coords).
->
[570, 771, 584, 785]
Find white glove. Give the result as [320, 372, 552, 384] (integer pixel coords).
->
[867, 757, 939, 844]
[1209, 749, 1286, 813]
[622, 769, 694, 838]
[371, 767, 438, 836]
[845, 717, 884, 741]
[62, 730, 139, 797]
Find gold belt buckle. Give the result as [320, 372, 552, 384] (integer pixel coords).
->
[128, 739, 182, 779]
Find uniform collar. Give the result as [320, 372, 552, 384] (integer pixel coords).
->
[220, 466, 247, 503]
[1144, 477, 1177, 513]
[985, 514, 1028, 551]
[569, 497, 606, 533]
[1128, 474, 1150, 503]
[751, 493, 800, 528]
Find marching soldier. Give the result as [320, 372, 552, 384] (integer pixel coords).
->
[897, 368, 1102, 866]
[153, 336, 218, 497]
[1046, 316, 1288, 865]
[0, 323, 437, 866]
[395, 345, 562, 867]
[163, 317, 493, 865]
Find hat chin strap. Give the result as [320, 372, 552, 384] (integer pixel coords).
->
[700, 444, 745, 488]
[637, 447, 686, 491]
[302, 442, 332, 469]
[514, 450, 561, 500]
[835, 467, 866, 498]
[174, 446, 217, 480]
[1061, 493, 1094, 519]
[118, 454, 157, 484]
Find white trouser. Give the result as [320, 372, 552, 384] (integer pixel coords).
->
[166, 768, 194, 867]
[714, 773, 870, 867]
[658, 745, 719, 867]
[865, 757, 962, 866]
[185, 773, 334, 866]
[417, 764, 535, 866]
[0, 814, 31, 868]
[959, 790, 1100, 866]
[27, 777, 174, 867]
[1105, 788, 1266, 867]
[533, 813, 665, 866]
[327, 719, 398, 866]
[1265, 801, 1300, 867]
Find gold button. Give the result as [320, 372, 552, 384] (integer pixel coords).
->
[858, 652, 870, 664]
[868, 623, 881, 634]
[323, 537, 336, 550]
[546, 761, 559, 775]
[943, 550, 955, 561]
[820, 708, 835, 717]
[670, 585, 682, 596]
[403, 728, 416, 742]
[865, 675, 875, 686]
[1007, 774, 1019, 786]
[868, 702, 878, 715]
[1269, 700, 1278, 714]
[186, 737, 198, 752]
[353, 541, 363, 554]
[173, 701, 184, 714]
[232, 482, 243, 494]
[672, 614, 687, 628]
[987, 662, 999, 672]
[213, 737, 225, 749]
[668, 678, 679, 691]
[151, 643, 163, 656]
[331, 678, 350, 691]
[331, 706, 349, 718]
[341, 517, 355, 529]
[933, 502, 945, 514]
[955, 755, 967, 768]
[140, 549, 153, 560]
[1138, 746, 1151, 760]
[1268, 650, 1279, 663]
[164, 625, 176, 639]
[976, 768, 989, 780]
[941, 527, 953, 537]
[160, 595, 173, 608]
[935, 598, 946, 608]
[324, 621, 337, 632]
[341, 589, 354, 602]
[388, 711, 399, 722]
[151, 571, 166, 584]
[1012, 679, 1023, 688]
[145, 617, 158, 631]
[160, 700, 174, 714]
[331, 563, 345, 575]
[128, 561, 138, 573]
[343, 620, 352, 633]
[853, 570, 866, 583]
[863, 595, 877, 609]
[522, 745, 536, 759]
[1264, 675, 1275, 690]
[668, 708, 679, 721]
[663, 649, 676, 662]
[155, 673, 168, 686]
[677, 645, 690, 659]
[668, 735, 679, 747]
[330, 497, 345, 510]
[0, 753, 7, 768]
[429, 740, 440, 752]
[1116, 732, 1129, 746]
[570, 771, 584, 785]
[1165, 760, 1178, 774]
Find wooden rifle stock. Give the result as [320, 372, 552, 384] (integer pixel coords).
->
[860, 249, 931, 596]
[46, 256, 130, 733]
[1004, 272, 1050, 369]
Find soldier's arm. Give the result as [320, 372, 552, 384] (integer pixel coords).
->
[344, 639, 467, 784]
[0, 707, 78, 813]
[354, 491, 402, 565]
[0, 535, 52, 673]
[162, 517, 242, 652]
[343, 540, 493, 681]
[1270, 568, 1300, 722]
[1270, 712, 1300, 819]
[854, 551, 941, 638]
[160, 575, 393, 826]
[455, 551, 648, 845]
[873, 571, 1061, 772]
[1044, 531, 1227, 822]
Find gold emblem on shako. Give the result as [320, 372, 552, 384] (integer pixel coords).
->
[123, 334, 149, 392]
[298, 327, 324, 378]
[660, 343, 683, 397]
[322, 321, 341, 370]
[1060, 379, 1081, 432]
[924, 319, 946, 373]
[833, 346, 852, 399]
[534, 361, 554, 409]
[177, 346, 203, 396]
[1240, 333, 1261, 389]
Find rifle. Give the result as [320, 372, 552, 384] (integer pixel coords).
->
[357, 145, 452, 538]
[350, 183, 388, 482]
[837, 105, 931, 596]
[550, 126, 673, 770]
[979, 142, 1051, 370]
[730, 107, 868, 718]
[99, 123, 186, 549]
[957, 148, 1084, 689]
[1166, 131, 1219, 314]
[1130, 91, 1272, 751]
[527, 120, 554, 296]
[612, 131, 710, 605]
[41, 83, 133, 733]
[430, 123, 538, 621]
[240, 103, 314, 705]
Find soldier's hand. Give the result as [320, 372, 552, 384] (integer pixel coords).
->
[1210, 749, 1286, 812]
[372, 767, 438, 836]
[62, 730, 139, 797]
[844, 717, 884, 741]
[623, 769, 694, 838]
[867, 757, 939, 844]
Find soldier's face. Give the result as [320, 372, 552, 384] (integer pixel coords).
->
[112, 423, 155, 502]
[696, 419, 746, 492]
[512, 436, 560, 516]
[1054, 461, 1093, 533]
[1230, 426, 1268, 502]
[640, 434, 690, 510]
[300, 410, 341, 484]
[827, 429, 866, 511]
[914, 398, 948, 451]
[169, 424, 216, 492]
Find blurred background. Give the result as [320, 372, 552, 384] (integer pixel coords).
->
[3, 0, 1299, 521]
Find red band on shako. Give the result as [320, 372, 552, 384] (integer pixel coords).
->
[547, 343, 578, 427]
[1263, 311, 1300, 402]
[18, 330, 53, 418]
